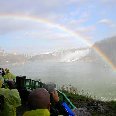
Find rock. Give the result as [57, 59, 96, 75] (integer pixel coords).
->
[73, 107, 92, 116]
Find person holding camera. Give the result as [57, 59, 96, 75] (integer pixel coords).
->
[44, 82, 75, 116]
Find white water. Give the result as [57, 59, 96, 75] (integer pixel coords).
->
[61, 49, 89, 62]
[2, 60, 116, 101]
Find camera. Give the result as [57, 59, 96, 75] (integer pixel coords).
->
[44, 82, 56, 93]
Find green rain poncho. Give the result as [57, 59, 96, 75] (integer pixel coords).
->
[0, 81, 21, 116]
[0, 75, 4, 84]
[23, 109, 50, 116]
[4, 72, 16, 80]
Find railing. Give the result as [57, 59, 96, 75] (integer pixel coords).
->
[15, 76, 76, 110]
[58, 90, 76, 110]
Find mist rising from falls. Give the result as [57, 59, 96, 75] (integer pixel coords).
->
[61, 49, 90, 62]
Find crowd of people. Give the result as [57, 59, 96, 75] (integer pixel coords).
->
[0, 68, 21, 116]
[0, 68, 91, 116]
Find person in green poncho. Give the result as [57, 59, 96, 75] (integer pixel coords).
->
[0, 80, 21, 116]
[3, 68, 16, 81]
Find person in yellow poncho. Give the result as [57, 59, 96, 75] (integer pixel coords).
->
[0, 80, 21, 116]
[23, 88, 51, 116]
[3, 68, 16, 81]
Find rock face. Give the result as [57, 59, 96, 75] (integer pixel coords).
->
[81, 36, 116, 65]
[93, 36, 116, 66]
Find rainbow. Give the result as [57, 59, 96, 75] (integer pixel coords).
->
[0, 13, 116, 71]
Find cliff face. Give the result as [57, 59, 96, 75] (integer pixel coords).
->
[93, 36, 116, 66]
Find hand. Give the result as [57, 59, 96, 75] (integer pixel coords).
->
[51, 90, 59, 103]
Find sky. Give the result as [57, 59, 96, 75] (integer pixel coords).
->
[0, 0, 116, 54]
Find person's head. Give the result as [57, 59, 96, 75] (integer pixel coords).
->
[6, 81, 15, 89]
[44, 82, 56, 93]
[28, 88, 50, 110]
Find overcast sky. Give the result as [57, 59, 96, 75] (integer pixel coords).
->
[0, 0, 116, 54]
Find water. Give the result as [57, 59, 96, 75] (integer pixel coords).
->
[2, 61, 116, 101]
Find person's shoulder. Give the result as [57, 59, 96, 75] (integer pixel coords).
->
[0, 88, 9, 92]
[10, 89, 20, 97]
[23, 109, 50, 116]
[0, 88, 11, 97]
[0, 89, 20, 97]
[11, 89, 18, 92]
